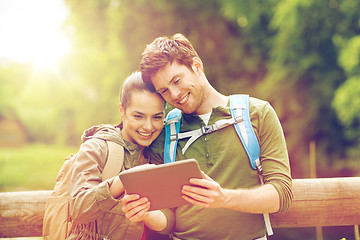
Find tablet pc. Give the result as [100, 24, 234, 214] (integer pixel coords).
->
[119, 159, 202, 211]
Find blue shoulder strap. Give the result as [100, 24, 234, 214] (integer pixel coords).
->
[230, 94, 272, 235]
[164, 108, 182, 163]
[164, 95, 261, 169]
[229, 94, 260, 170]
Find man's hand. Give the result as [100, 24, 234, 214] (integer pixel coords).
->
[121, 193, 150, 222]
[181, 171, 229, 209]
[182, 171, 281, 213]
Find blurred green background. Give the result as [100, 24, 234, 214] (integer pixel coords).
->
[0, 0, 360, 239]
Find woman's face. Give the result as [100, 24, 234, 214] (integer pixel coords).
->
[120, 90, 164, 147]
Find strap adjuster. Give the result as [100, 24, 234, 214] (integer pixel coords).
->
[170, 133, 178, 141]
[201, 125, 215, 134]
[234, 115, 243, 123]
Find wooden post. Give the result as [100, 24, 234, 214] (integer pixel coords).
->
[0, 190, 50, 237]
[309, 140, 323, 240]
[309, 140, 317, 179]
[270, 177, 360, 228]
[1, 178, 360, 237]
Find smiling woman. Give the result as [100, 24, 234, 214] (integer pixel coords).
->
[0, 0, 71, 70]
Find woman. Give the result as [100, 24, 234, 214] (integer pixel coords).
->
[67, 71, 166, 240]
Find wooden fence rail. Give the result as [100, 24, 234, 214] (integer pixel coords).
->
[1, 177, 360, 238]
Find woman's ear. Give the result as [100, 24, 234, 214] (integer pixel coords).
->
[191, 57, 203, 76]
[118, 102, 125, 118]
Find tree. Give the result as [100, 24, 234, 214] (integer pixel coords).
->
[218, 0, 360, 177]
[332, 34, 360, 157]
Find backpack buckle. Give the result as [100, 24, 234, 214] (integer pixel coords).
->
[170, 133, 178, 141]
[234, 115, 243, 123]
[201, 125, 215, 134]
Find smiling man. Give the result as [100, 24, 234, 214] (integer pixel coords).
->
[121, 33, 293, 240]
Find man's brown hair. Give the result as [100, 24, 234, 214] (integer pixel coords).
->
[140, 33, 200, 84]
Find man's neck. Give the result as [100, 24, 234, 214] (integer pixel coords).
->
[195, 87, 228, 115]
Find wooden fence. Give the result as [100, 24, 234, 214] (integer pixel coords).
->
[0, 177, 360, 238]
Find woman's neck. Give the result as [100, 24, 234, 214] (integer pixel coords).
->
[139, 147, 147, 164]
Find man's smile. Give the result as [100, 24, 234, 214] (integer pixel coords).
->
[178, 93, 189, 105]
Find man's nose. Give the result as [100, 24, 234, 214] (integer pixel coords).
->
[169, 86, 181, 100]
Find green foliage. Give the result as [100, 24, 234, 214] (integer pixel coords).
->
[335, 35, 360, 76]
[332, 77, 360, 139]
[330, 1, 360, 157]
[0, 63, 33, 109]
[0, 144, 77, 192]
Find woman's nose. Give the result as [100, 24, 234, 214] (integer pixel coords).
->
[143, 118, 154, 131]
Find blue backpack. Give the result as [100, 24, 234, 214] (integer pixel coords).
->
[163, 94, 273, 235]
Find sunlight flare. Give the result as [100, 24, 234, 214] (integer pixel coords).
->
[0, 0, 71, 70]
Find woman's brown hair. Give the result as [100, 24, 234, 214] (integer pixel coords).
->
[119, 71, 159, 110]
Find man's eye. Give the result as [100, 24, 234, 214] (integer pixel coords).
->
[174, 78, 181, 84]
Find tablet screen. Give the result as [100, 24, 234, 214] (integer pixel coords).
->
[119, 159, 202, 211]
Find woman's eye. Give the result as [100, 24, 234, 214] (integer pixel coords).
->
[174, 78, 181, 84]
[160, 89, 168, 95]
[134, 115, 142, 119]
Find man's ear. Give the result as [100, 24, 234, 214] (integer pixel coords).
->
[191, 57, 203, 76]
[118, 102, 125, 118]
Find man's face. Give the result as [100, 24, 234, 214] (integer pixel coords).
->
[151, 61, 204, 114]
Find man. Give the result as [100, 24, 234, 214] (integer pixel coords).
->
[122, 33, 293, 240]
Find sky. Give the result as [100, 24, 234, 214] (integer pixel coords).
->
[0, 0, 71, 68]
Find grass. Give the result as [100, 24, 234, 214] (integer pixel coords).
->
[0, 144, 78, 192]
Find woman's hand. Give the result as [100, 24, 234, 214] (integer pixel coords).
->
[121, 193, 150, 222]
